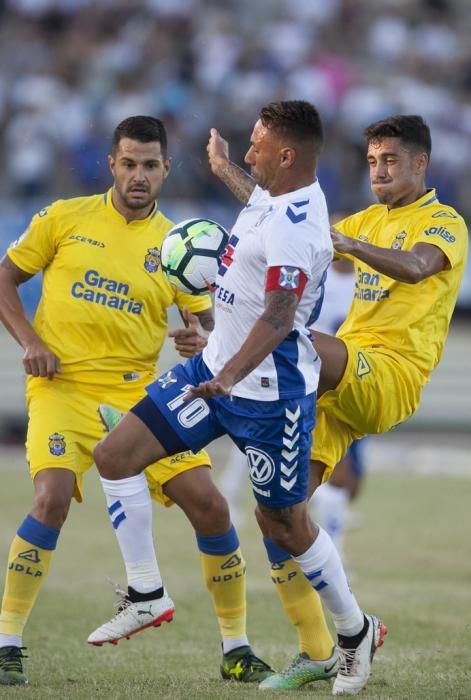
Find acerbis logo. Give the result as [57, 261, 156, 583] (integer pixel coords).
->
[221, 555, 241, 570]
[18, 549, 40, 564]
[246, 447, 275, 486]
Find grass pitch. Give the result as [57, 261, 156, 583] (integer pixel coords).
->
[0, 446, 470, 699]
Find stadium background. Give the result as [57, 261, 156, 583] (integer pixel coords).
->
[0, 2, 470, 697]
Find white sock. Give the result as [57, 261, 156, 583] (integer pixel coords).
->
[0, 634, 22, 648]
[101, 473, 163, 594]
[311, 482, 349, 551]
[293, 526, 364, 636]
[222, 635, 250, 654]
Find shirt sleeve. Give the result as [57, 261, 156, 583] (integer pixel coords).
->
[414, 216, 468, 269]
[174, 288, 213, 313]
[6, 203, 59, 274]
[264, 207, 331, 280]
[333, 210, 367, 262]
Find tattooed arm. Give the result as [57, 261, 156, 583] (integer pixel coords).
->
[187, 289, 298, 397]
[207, 128, 256, 205]
[0, 255, 62, 378]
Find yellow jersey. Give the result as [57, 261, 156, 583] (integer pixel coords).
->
[7, 190, 212, 383]
[336, 189, 468, 380]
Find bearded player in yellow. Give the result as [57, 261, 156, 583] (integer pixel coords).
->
[0, 116, 273, 685]
[205, 114, 468, 694]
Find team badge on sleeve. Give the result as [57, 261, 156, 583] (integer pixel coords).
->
[144, 247, 161, 273]
[48, 433, 66, 456]
[265, 266, 308, 298]
[279, 266, 301, 289]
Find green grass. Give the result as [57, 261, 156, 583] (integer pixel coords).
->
[0, 452, 470, 699]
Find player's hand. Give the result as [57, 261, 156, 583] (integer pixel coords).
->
[330, 226, 354, 255]
[22, 338, 62, 380]
[184, 375, 233, 400]
[207, 128, 229, 176]
[169, 307, 209, 358]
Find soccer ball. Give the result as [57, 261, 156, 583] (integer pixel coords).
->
[161, 218, 229, 294]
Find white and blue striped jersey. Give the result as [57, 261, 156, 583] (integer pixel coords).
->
[202, 182, 333, 400]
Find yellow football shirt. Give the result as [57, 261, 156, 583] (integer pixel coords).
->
[7, 190, 212, 383]
[335, 189, 468, 379]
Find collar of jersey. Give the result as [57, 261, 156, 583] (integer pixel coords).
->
[385, 188, 437, 217]
[265, 180, 318, 202]
[104, 188, 159, 224]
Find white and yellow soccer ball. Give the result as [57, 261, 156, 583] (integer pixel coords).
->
[161, 218, 229, 294]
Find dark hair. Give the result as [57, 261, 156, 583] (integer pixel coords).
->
[259, 100, 323, 151]
[364, 115, 431, 157]
[112, 116, 168, 156]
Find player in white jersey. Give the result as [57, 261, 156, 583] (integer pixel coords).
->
[91, 101, 377, 692]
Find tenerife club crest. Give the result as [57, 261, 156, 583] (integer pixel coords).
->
[144, 247, 161, 273]
[48, 433, 66, 456]
[157, 370, 178, 389]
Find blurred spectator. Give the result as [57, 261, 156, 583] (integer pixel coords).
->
[0, 0, 469, 311]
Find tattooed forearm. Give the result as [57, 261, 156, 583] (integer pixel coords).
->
[219, 162, 256, 204]
[261, 290, 298, 331]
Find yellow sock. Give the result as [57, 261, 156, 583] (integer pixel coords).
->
[271, 558, 334, 660]
[0, 516, 59, 638]
[199, 547, 246, 641]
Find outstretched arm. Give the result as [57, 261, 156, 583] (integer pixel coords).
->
[187, 289, 298, 397]
[331, 227, 449, 283]
[207, 128, 256, 205]
[0, 256, 61, 378]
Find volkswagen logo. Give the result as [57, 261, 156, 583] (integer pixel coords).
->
[246, 447, 275, 486]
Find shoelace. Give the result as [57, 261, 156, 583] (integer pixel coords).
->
[0, 647, 28, 672]
[243, 651, 272, 672]
[278, 653, 305, 677]
[106, 579, 131, 615]
[337, 647, 359, 675]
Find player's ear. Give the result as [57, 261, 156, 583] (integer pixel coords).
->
[280, 147, 295, 169]
[108, 154, 115, 176]
[163, 156, 172, 179]
[415, 151, 428, 174]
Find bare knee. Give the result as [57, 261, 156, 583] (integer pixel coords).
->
[186, 489, 230, 535]
[93, 438, 125, 479]
[32, 486, 71, 528]
[164, 470, 231, 536]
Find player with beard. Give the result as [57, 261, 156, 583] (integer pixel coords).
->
[0, 116, 270, 686]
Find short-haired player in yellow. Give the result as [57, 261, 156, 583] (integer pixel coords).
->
[207, 114, 468, 695]
[0, 116, 272, 685]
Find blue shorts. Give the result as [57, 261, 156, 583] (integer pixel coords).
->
[139, 354, 316, 509]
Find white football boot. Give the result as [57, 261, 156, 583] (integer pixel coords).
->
[88, 586, 175, 646]
[332, 614, 387, 695]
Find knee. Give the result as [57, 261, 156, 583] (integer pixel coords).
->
[189, 490, 231, 535]
[32, 488, 70, 528]
[255, 506, 291, 550]
[93, 437, 121, 478]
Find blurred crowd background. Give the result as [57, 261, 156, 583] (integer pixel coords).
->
[0, 0, 469, 436]
[0, 0, 470, 309]
[0, 3, 470, 199]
